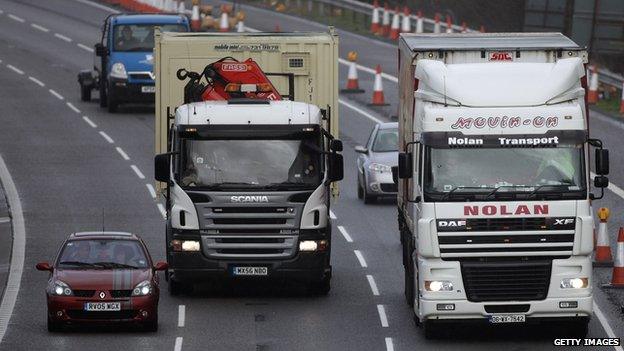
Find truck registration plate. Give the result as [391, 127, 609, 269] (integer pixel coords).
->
[84, 302, 121, 311]
[141, 86, 155, 93]
[489, 314, 526, 324]
[232, 266, 268, 276]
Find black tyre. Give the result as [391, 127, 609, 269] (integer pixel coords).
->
[99, 79, 108, 107]
[168, 279, 192, 296]
[47, 315, 62, 333]
[308, 276, 331, 296]
[357, 179, 363, 199]
[424, 321, 442, 339]
[363, 181, 376, 204]
[565, 319, 589, 338]
[143, 315, 158, 332]
[80, 84, 91, 102]
[107, 88, 118, 113]
[404, 263, 414, 307]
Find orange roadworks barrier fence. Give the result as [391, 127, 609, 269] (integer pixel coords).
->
[594, 207, 613, 267]
[341, 52, 365, 94]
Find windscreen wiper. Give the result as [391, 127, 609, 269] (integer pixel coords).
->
[263, 182, 316, 190]
[92, 262, 140, 269]
[484, 185, 533, 200]
[526, 184, 571, 199]
[441, 186, 494, 200]
[58, 261, 97, 268]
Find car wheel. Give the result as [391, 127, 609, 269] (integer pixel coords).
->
[107, 87, 118, 113]
[143, 316, 158, 332]
[357, 178, 363, 199]
[99, 79, 108, 107]
[47, 315, 62, 333]
[80, 83, 91, 102]
[363, 185, 377, 204]
[168, 279, 193, 296]
[308, 275, 331, 296]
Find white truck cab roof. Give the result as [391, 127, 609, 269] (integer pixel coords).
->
[174, 100, 322, 126]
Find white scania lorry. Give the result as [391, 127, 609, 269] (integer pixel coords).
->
[153, 29, 343, 295]
[395, 33, 610, 338]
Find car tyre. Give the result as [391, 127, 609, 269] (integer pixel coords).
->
[80, 84, 92, 102]
[168, 279, 192, 296]
[47, 315, 62, 333]
[357, 179, 364, 199]
[363, 179, 376, 204]
[308, 276, 331, 296]
[143, 316, 158, 332]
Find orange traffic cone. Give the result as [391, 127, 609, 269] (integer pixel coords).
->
[594, 207, 614, 267]
[445, 15, 453, 33]
[605, 228, 624, 288]
[341, 51, 364, 93]
[381, 3, 390, 36]
[620, 81, 624, 114]
[369, 65, 389, 106]
[480, 25, 485, 33]
[433, 13, 441, 33]
[401, 6, 411, 33]
[415, 10, 423, 33]
[461, 21, 467, 33]
[389, 6, 400, 40]
[588, 65, 599, 104]
[236, 11, 246, 32]
[177, 0, 186, 14]
[190, 0, 201, 31]
[370, 0, 381, 34]
[219, 8, 229, 32]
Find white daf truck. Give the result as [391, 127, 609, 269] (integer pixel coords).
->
[395, 33, 610, 338]
[153, 29, 343, 295]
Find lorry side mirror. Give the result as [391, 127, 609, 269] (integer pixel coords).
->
[95, 43, 107, 57]
[391, 166, 398, 185]
[594, 176, 609, 188]
[155, 154, 170, 182]
[595, 149, 609, 175]
[329, 153, 344, 181]
[398, 152, 412, 179]
[330, 139, 343, 152]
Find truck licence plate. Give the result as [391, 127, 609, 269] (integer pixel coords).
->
[141, 86, 155, 93]
[489, 314, 526, 324]
[84, 302, 121, 311]
[232, 266, 268, 276]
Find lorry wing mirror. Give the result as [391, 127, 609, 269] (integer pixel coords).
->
[594, 175, 609, 188]
[330, 139, 343, 152]
[155, 154, 170, 182]
[95, 43, 107, 57]
[595, 149, 609, 175]
[354, 145, 367, 154]
[391, 166, 398, 185]
[398, 152, 413, 179]
[329, 153, 344, 181]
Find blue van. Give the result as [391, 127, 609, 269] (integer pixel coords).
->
[78, 14, 190, 113]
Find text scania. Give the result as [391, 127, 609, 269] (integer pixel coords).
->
[464, 204, 549, 216]
[450, 116, 559, 130]
[230, 196, 269, 203]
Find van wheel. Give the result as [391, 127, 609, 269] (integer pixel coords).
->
[80, 84, 91, 102]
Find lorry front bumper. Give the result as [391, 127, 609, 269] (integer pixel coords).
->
[109, 79, 154, 103]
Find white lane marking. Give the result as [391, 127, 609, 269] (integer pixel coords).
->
[72, 0, 120, 13]
[49, 89, 64, 100]
[338, 57, 398, 83]
[0, 156, 26, 343]
[130, 165, 145, 179]
[594, 302, 624, 351]
[66, 102, 81, 114]
[337, 225, 353, 243]
[377, 304, 389, 327]
[99, 131, 114, 144]
[146, 184, 157, 199]
[385, 337, 394, 351]
[6, 65, 24, 75]
[77, 43, 94, 53]
[174, 337, 183, 351]
[178, 305, 185, 327]
[339, 99, 383, 124]
[82, 116, 97, 128]
[28, 76, 45, 87]
[366, 275, 380, 296]
[54, 33, 72, 42]
[354, 250, 368, 268]
[329, 210, 337, 219]
[0, 218, 9, 224]
[7, 14, 24, 23]
[115, 147, 130, 161]
[30, 23, 50, 32]
[0, 9, 3, 14]
[157, 203, 166, 219]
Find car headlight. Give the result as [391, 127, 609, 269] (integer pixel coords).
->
[110, 62, 127, 79]
[51, 280, 73, 296]
[424, 280, 453, 292]
[132, 280, 152, 296]
[560, 278, 588, 289]
[368, 163, 392, 173]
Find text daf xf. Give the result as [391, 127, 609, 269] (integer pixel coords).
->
[395, 33, 609, 338]
[153, 29, 343, 295]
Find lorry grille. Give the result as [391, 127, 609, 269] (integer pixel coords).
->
[202, 235, 297, 259]
[461, 260, 552, 302]
[437, 217, 575, 258]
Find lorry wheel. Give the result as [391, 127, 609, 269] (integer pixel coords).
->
[107, 91, 118, 113]
[565, 319, 589, 338]
[168, 279, 192, 296]
[80, 84, 91, 102]
[424, 321, 441, 339]
[47, 315, 62, 333]
[308, 276, 331, 296]
[404, 264, 414, 307]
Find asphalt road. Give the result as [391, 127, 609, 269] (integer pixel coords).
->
[0, 0, 621, 350]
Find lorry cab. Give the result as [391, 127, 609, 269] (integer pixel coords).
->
[78, 14, 190, 112]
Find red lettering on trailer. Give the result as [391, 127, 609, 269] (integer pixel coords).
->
[500, 205, 512, 215]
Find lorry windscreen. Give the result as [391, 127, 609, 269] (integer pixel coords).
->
[424, 145, 585, 201]
[179, 138, 322, 190]
[113, 24, 187, 52]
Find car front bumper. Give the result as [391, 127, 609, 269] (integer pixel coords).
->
[365, 168, 397, 195]
[47, 294, 158, 324]
[109, 78, 154, 103]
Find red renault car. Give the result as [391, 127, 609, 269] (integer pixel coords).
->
[36, 231, 168, 332]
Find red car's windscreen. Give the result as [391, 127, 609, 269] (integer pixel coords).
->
[58, 240, 149, 269]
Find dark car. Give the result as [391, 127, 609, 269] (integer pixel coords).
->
[36, 231, 168, 332]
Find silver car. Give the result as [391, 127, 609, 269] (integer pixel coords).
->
[355, 122, 398, 203]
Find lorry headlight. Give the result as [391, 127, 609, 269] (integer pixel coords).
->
[52, 281, 73, 296]
[110, 62, 128, 79]
[560, 278, 588, 289]
[425, 280, 453, 292]
[368, 163, 391, 173]
[170, 239, 201, 252]
[132, 280, 152, 296]
[299, 240, 328, 252]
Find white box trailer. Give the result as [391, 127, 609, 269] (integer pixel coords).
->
[395, 33, 610, 338]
